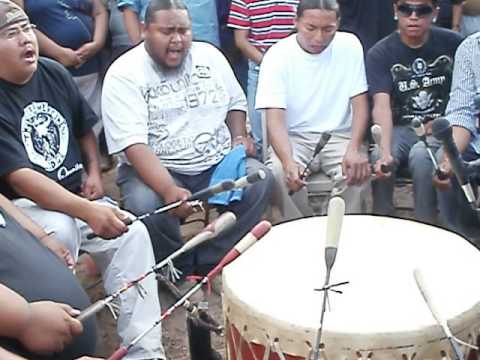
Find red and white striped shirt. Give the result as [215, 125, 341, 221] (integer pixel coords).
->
[228, 0, 299, 51]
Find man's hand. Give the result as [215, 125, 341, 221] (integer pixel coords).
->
[75, 42, 100, 63]
[84, 204, 129, 239]
[163, 186, 194, 219]
[41, 235, 75, 270]
[433, 157, 453, 190]
[373, 152, 394, 180]
[342, 148, 371, 185]
[17, 302, 83, 355]
[283, 160, 306, 193]
[81, 173, 105, 201]
[232, 135, 256, 158]
[58, 47, 83, 68]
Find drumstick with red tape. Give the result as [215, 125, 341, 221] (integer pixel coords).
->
[105, 220, 272, 360]
[77, 212, 237, 322]
[414, 268, 466, 360]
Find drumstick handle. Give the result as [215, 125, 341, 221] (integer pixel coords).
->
[106, 346, 128, 360]
[449, 338, 465, 360]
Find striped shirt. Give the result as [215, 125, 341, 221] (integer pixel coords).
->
[445, 32, 480, 154]
[228, 0, 299, 51]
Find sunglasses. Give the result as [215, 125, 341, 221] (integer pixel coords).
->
[397, 3, 434, 18]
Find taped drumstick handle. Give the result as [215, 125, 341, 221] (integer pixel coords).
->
[181, 212, 236, 253]
[207, 220, 272, 279]
[325, 197, 345, 272]
[232, 169, 266, 189]
[188, 179, 235, 201]
[414, 269, 464, 360]
[77, 299, 110, 322]
[106, 346, 128, 360]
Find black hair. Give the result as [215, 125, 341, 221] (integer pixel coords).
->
[393, 0, 438, 5]
[297, 0, 340, 18]
[144, 0, 189, 26]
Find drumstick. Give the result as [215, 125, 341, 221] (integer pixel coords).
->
[371, 124, 393, 174]
[411, 118, 448, 180]
[288, 132, 331, 196]
[413, 269, 464, 360]
[313, 197, 346, 360]
[105, 220, 272, 360]
[77, 212, 237, 322]
[86, 180, 236, 239]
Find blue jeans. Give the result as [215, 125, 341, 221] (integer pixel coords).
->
[372, 125, 442, 224]
[247, 60, 262, 155]
[117, 158, 273, 276]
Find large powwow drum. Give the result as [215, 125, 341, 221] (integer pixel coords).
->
[222, 216, 480, 359]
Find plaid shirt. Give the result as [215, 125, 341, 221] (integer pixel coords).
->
[445, 32, 480, 154]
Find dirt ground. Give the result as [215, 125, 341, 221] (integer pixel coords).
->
[77, 168, 417, 360]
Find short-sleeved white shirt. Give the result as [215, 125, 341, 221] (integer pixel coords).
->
[255, 32, 367, 133]
[102, 42, 247, 175]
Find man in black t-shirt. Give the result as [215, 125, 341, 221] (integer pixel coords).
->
[367, 0, 463, 224]
[0, 2, 165, 359]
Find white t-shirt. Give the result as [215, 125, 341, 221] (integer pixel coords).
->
[255, 32, 367, 133]
[102, 42, 247, 175]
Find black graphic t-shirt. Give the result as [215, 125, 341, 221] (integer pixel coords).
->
[0, 58, 97, 198]
[366, 27, 463, 126]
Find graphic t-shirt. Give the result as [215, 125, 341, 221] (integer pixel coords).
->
[366, 27, 463, 126]
[0, 58, 97, 198]
[103, 42, 247, 175]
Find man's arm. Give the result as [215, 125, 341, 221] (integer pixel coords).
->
[0, 284, 83, 355]
[371, 92, 395, 176]
[266, 108, 304, 192]
[124, 144, 193, 218]
[342, 92, 371, 184]
[451, 2, 464, 31]
[225, 109, 255, 156]
[78, 131, 104, 200]
[122, 7, 142, 45]
[5, 169, 127, 239]
[233, 29, 263, 65]
[76, 0, 108, 63]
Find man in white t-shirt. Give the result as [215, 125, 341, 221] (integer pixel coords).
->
[256, 0, 370, 221]
[102, 0, 272, 278]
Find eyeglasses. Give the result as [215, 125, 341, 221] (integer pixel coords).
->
[0, 23, 36, 40]
[397, 3, 434, 18]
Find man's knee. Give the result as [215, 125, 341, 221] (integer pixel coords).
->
[408, 142, 433, 175]
[121, 181, 164, 215]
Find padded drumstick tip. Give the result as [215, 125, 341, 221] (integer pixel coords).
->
[325, 197, 345, 249]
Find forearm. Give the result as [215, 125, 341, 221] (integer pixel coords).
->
[34, 29, 70, 61]
[5, 169, 92, 222]
[78, 131, 101, 177]
[372, 96, 394, 155]
[452, 4, 463, 30]
[226, 110, 248, 140]
[234, 30, 264, 64]
[124, 143, 177, 199]
[0, 285, 30, 340]
[452, 126, 472, 153]
[266, 108, 294, 165]
[0, 193, 48, 240]
[123, 8, 142, 45]
[91, 0, 108, 51]
[348, 92, 369, 150]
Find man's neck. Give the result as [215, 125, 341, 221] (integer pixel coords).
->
[400, 30, 431, 49]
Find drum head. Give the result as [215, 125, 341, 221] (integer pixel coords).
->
[223, 216, 480, 358]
